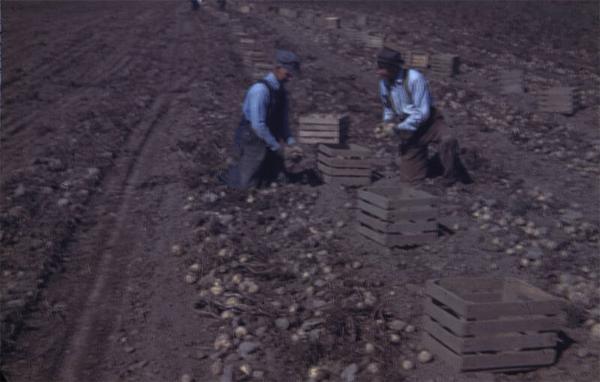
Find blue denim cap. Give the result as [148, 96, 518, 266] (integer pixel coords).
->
[276, 49, 301, 74]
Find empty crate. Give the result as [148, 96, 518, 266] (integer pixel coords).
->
[430, 54, 460, 77]
[318, 144, 372, 186]
[422, 277, 565, 372]
[298, 114, 347, 144]
[537, 87, 577, 115]
[357, 186, 439, 248]
[325, 16, 341, 29]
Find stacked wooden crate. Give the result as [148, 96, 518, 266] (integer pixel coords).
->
[298, 114, 346, 144]
[537, 87, 577, 115]
[429, 54, 460, 77]
[422, 277, 564, 372]
[318, 144, 372, 186]
[499, 70, 525, 94]
[357, 186, 439, 248]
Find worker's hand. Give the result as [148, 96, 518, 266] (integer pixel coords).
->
[285, 145, 304, 162]
[374, 122, 396, 139]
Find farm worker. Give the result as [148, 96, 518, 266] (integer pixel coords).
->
[375, 48, 471, 186]
[222, 50, 303, 189]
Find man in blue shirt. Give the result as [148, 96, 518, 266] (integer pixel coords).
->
[376, 48, 470, 185]
[223, 50, 301, 189]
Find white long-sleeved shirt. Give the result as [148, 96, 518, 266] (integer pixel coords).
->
[379, 68, 433, 132]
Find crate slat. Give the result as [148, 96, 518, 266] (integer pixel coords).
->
[322, 174, 371, 186]
[319, 144, 370, 158]
[320, 155, 372, 169]
[299, 130, 340, 138]
[422, 333, 556, 372]
[318, 162, 371, 176]
[298, 124, 340, 132]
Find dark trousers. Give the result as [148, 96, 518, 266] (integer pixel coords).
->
[225, 119, 284, 189]
[191, 0, 199, 11]
[397, 109, 468, 182]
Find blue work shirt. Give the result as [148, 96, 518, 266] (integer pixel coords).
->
[242, 72, 295, 151]
[379, 68, 433, 132]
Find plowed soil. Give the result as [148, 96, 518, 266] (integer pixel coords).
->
[1, 1, 599, 382]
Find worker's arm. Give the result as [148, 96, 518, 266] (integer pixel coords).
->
[379, 80, 396, 122]
[247, 84, 281, 151]
[395, 72, 431, 132]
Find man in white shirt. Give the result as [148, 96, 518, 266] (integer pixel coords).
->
[377, 48, 470, 185]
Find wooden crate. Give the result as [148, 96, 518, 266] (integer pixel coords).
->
[429, 54, 460, 77]
[499, 70, 524, 94]
[422, 277, 565, 372]
[251, 62, 272, 81]
[537, 87, 576, 115]
[325, 16, 341, 29]
[364, 34, 384, 49]
[298, 114, 347, 144]
[357, 186, 439, 248]
[407, 51, 429, 69]
[279, 8, 298, 18]
[318, 144, 372, 186]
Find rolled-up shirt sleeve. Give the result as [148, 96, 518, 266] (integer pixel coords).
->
[247, 84, 280, 151]
[397, 74, 431, 131]
[379, 81, 395, 122]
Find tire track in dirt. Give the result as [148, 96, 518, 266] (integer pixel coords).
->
[11, 3, 206, 382]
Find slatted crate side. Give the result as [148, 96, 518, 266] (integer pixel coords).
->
[365, 34, 384, 49]
[318, 143, 369, 159]
[318, 154, 371, 169]
[300, 130, 340, 139]
[426, 279, 565, 320]
[325, 16, 341, 29]
[322, 174, 371, 186]
[424, 297, 563, 337]
[537, 87, 576, 114]
[298, 136, 339, 144]
[429, 54, 460, 76]
[408, 52, 429, 69]
[423, 316, 558, 354]
[317, 162, 371, 177]
[422, 333, 556, 372]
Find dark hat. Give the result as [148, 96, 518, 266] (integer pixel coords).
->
[377, 47, 403, 69]
[276, 49, 301, 74]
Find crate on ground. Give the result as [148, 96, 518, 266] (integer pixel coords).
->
[364, 34, 384, 49]
[325, 16, 341, 29]
[537, 87, 577, 115]
[251, 62, 272, 81]
[407, 51, 429, 69]
[429, 53, 460, 77]
[357, 186, 439, 248]
[422, 276, 565, 372]
[298, 113, 347, 144]
[279, 8, 298, 18]
[499, 70, 525, 94]
[318, 144, 372, 186]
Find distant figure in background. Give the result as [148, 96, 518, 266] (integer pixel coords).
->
[191, 0, 200, 11]
[222, 50, 302, 189]
[217, 0, 226, 11]
[376, 48, 471, 186]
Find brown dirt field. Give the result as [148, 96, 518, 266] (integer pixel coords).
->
[1, 1, 599, 382]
